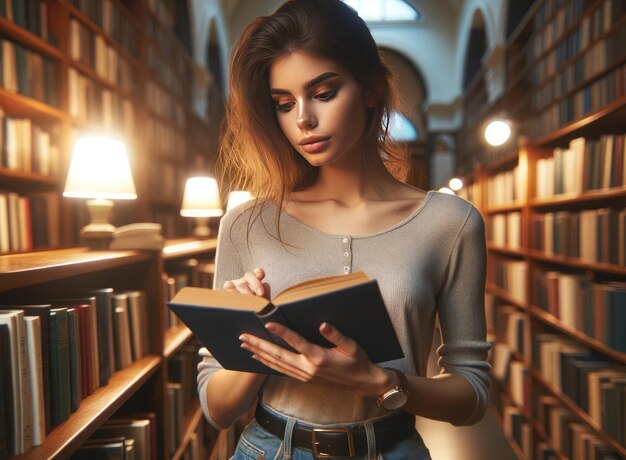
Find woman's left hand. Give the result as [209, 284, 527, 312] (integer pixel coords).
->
[239, 321, 390, 397]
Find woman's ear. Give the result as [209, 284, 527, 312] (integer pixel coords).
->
[364, 87, 378, 107]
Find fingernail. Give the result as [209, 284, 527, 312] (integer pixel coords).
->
[265, 323, 277, 332]
[320, 322, 331, 333]
[239, 335, 246, 341]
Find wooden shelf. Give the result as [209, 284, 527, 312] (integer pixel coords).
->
[525, 303, 626, 364]
[163, 238, 217, 259]
[171, 402, 203, 460]
[0, 87, 66, 121]
[529, 250, 626, 276]
[164, 324, 192, 359]
[0, 248, 149, 290]
[529, 187, 626, 209]
[532, 94, 626, 148]
[484, 203, 523, 214]
[487, 244, 526, 258]
[0, 16, 63, 59]
[0, 169, 62, 191]
[531, 367, 626, 458]
[69, 60, 136, 100]
[13, 355, 161, 460]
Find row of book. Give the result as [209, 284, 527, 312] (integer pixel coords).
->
[535, 334, 626, 447]
[145, 0, 174, 30]
[0, 0, 51, 42]
[69, 18, 136, 94]
[530, 0, 625, 61]
[146, 116, 186, 162]
[0, 192, 60, 254]
[485, 164, 527, 209]
[68, 68, 135, 133]
[487, 211, 522, 250]
[531, 208, 626, 266]
[69, 414, 156, 459]
[149, 157, 183, 206]
[70, 0, 140, 57]
[531, 26, 626, 114]
[536, 396, 620, 459]
[535, 136, 626, 197]
[532, 269, 626, 352]
[489, 258, 528, 303]
[531, 0, 593, 47]
[163, 260, 214, 330]
[526, 60, 626, 139]
[166, 343, 201, 457]
[0, 289, 148, 456]
[0, 39, 59, 107]
[146, 79, 185, 128]
[0, 110, 60, 176]
[146, 44, 183, 99]
[491, 342, 622, 458]
[530, 0, 625, 67]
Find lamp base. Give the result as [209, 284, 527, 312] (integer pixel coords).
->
[192, 217, 212, 238]
[82, 198, 115, 249]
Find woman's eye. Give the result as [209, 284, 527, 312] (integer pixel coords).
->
[274, 101, 294, 112]
[315, 89, 337, 101]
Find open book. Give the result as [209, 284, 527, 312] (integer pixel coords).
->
[168, 271, 403, 374]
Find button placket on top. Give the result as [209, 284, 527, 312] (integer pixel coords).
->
[341, 236, 352, 274]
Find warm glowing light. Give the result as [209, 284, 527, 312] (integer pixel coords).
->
[226, 191, 253, 212]
[180, 177, 223, 218]
[448, 178, 463, 191]
[63, 136, 136, 200]
[484, 119, 511, 146]
[438, 187, 455, 195]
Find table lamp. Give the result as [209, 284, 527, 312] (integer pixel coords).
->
[226, 190, 253, 212]
[180, 176, 223, 238]
[63, 136, 137, 248]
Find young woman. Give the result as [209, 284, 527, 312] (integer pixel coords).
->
[197, 0, 490, 458]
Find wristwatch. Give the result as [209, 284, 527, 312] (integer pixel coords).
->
[377, 368, 409, 410]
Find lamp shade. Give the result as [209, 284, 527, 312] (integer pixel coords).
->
[180, 177, 223, 217]
[63, 136, 137, 200]
[226, 190, 253, 212]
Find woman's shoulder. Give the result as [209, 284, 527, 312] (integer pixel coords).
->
[425, 191, 484, 229]
[219, 199, 278, 233]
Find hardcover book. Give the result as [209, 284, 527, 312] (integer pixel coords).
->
[168, 271, 403, 374]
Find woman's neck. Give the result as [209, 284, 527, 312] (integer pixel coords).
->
[302, 156, 399, 207]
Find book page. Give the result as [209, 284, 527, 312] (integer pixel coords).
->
[273, 271, 370, 305]
[171, 287, 269, 312]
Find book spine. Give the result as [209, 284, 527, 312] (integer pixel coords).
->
[24, 317, 45, 446]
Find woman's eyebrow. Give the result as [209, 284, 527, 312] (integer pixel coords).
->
[270, 72, 339, 95]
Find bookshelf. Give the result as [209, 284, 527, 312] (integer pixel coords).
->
[0, 237, 221, 459]
[460, 0, 626, 458]
[0, 0, 222, 255]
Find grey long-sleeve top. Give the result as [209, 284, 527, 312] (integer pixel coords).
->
[197, 190, 491, 427]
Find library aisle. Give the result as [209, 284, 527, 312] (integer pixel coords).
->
[416, 331, 518, 460]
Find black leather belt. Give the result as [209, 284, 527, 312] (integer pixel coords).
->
[255, 404, 415, 458]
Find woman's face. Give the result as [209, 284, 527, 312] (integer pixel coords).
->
[269, 51, 369, 168]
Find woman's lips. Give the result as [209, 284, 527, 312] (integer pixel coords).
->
[300, 138, 330, 153]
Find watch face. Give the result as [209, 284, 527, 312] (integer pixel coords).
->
[382, 389, 409, 410]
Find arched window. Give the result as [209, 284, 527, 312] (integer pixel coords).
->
[389, 111, 419, 141]
[342, 0, 421, 22]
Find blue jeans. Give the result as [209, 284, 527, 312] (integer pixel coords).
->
[232, 406, 431, 460]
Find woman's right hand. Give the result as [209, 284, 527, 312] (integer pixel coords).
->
[223, 267, 271, 300]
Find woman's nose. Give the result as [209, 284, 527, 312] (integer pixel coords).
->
[297, 106, 317, 130]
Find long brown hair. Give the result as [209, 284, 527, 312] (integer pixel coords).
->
[219, 0, 409, 231]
